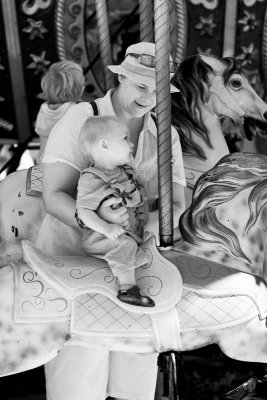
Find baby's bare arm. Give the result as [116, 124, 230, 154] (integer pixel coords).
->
[77, 208, 125, 239]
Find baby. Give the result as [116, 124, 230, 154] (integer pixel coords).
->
[76, 116, 155, 307]
[35, 59, 85, 161]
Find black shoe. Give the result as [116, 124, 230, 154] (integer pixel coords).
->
[117, 285, 155, 307]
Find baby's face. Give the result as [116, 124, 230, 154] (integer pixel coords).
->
[107, 123, 133, 166]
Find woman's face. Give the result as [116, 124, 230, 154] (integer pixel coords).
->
[117, 75, 156, 118]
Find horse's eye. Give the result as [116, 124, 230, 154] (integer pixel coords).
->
[229, 77, 244, 90]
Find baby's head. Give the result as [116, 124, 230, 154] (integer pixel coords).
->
[41, 60, 85, 104]
[79, 116, 133, 168]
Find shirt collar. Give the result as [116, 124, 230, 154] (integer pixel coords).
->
[96, 89, 116, 116]
[143, 112, 157, 136]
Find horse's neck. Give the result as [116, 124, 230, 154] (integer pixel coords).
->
[184, 110, 229, 189]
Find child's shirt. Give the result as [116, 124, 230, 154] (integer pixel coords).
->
[76, 166, 142, 211]
[42, 90, 187, 199]
[76, 166, 145, 235]
[35, 102, 74, 139]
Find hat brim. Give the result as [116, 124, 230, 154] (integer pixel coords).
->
[107, 65, 179, 93]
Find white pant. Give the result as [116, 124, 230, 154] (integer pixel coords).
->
[45, 346, 158, 400]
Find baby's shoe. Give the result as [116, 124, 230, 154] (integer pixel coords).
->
[117, 285, 155, 307]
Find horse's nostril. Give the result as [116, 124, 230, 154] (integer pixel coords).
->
[263, 111, 267, 120]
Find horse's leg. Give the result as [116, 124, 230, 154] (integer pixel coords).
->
[0, 169, 45, 267]
[0, 263, 68, 376]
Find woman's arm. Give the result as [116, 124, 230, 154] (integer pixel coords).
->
[42, 162, 80, 228]
[42, 162, 130, 229]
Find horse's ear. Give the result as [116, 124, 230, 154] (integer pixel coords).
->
[173, 55, 212, 104]
[194, 56, 213, 84]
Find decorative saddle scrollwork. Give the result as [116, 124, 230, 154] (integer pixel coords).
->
[20, 237, 184, 352]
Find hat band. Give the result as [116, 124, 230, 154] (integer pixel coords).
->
[121, 60, 156, 79]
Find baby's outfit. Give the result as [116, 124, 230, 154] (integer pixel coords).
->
[76, 165, 155, 307]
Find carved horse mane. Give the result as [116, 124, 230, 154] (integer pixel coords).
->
[171, 54, 267, 160]
[180, 152, 267, 265]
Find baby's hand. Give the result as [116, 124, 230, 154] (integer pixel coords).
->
[104, 224, 125, 240]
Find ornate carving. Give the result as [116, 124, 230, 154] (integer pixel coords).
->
[22, 18, 48, 40]
[236, 42, 259, 67]
[21, 0, 52, 16]
[189, 0, 218, 10]
[238, 11, 259, 32]
[243, 0, 265, 7]
[26, 50, 51, 74]
[171, 0, 187, 64]
[262, 5, 267, 94]
[194, 14, 217, 37]
[0, 118, 14, 132]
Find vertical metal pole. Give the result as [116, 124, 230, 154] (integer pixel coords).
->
[95, 0, 113, 90]
[1, 0, 31, 143]
[222, 0, 238, 57]
[139, 0, 154, 42]
[154, 0, 173, 247]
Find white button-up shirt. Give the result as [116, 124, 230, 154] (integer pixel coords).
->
[43, 90, 186, 200]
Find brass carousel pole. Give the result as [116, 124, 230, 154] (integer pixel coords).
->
[154, 0, 173, 248]
[154, 2, 181, 399]
[95, 0, 113, 91]
[139, 0, 154, 42]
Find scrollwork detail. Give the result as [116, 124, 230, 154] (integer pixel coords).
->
[70, 266, 112, 280]
[136, 275, 163, 296]
[45, 288, 68, 312]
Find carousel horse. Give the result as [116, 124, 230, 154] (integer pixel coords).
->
[1, 54, 267, 376]
[171, 53, 267, 191]
[1, 153, 267, 376]
[1, 53, 267, 267]
[177, 152, 267, 277]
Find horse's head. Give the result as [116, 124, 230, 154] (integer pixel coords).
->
[180, 152, 267, 276]
[171, 54, 267, 158]
[201, 54, 267, 139]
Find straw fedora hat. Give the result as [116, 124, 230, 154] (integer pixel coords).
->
[107, 42, 179, 93]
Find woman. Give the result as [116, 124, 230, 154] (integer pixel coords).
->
[37, 41, 186, 400]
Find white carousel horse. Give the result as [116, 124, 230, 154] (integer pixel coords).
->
[1, 56, 267, 377]
[1, 54, 266, 268]
[177, 152, 267, 277]
[1, 153, 267, 376]
[171, 53, 267, 191]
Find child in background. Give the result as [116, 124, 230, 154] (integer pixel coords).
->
[76, 115, 155, 307]
[35, 60, 85, 162]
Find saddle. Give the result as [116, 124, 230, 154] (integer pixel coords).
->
[18, 236, 184, 353]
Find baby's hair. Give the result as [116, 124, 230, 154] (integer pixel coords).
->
[79, 116, 126, 155]
[41, 60, 85, 104]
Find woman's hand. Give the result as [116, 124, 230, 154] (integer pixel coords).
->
[97, 196, 130, 229]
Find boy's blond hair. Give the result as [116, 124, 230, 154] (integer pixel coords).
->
[41, 60, 85, 104]
[79, 116, 126, 156]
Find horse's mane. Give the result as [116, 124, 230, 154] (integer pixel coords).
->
[171, 54, 241, 160]
[180, 152, 267, 264]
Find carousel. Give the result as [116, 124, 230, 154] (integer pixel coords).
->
[1, 1, 267, 399]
